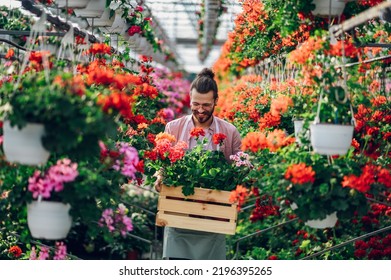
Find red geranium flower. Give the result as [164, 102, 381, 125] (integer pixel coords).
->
[190, 127, 205, 138]
[8, 246, 22, 258]
[212, 133, 227, 145]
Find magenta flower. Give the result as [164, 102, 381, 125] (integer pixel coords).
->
[38, 246, 50, 260]
[113, 142, 140, 180]
[53, 242, 67, 260]
[99, 204, 133, 237]
[27, 158, 78, 199]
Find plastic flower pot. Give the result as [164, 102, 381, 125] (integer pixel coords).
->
[27, 200, 72, 240]
[3, 120, 50, 165]
[312, 0, 348, 17]
[310, 123, 354, 156]
[305, 212, 338, 229]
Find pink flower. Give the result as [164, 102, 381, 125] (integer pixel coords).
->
[48, 158, 78, 184]
[28, 171, 53, 199]
[113, 142, 140, 179]
[29, 247, 37, 260]
[99, 208, 115, 232]
[99, 204, 133, 237]
[38, 247, 50, 260]
[27, 159, 78, 199]
[53, 242, 67, 260]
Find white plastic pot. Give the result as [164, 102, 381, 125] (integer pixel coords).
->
[310, 123, 354, 156]
[312, 0, 348, 17]
[305, 212, 338, 229]
[74, 0, 106, 18]
[86, 8, 114, 27]
[3, 121, 50, 165]
[27, 201, 72, 240]
[57, 0, 90, 8]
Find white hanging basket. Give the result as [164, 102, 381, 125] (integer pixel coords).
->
[3, 121, 50, 165]
[107, 11, 127, 33]
[310, 123, 354, 155]
[27, 201, 73, 240]
[74, 0, 106, 18]
[305, 212, 338, 229]
[312, 0, 351, 17]
[57, 0, 90, 9]
[86, 8, 114, 27]
[293, 119, 308, 145]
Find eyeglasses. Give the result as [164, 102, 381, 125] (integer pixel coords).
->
[191, 102, 215, 110]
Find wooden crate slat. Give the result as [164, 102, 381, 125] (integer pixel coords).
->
[160, 185, 232, 204]
[158, 197, 237, 219]
[156, 212, 236, 235]
[156, 185, 238, 235]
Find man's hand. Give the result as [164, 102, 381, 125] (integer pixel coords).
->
[154, 171, 163, 192]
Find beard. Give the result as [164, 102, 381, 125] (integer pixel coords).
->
[192, 107, 214, 124]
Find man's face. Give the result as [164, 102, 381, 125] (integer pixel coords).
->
[190, 89, 217, 124]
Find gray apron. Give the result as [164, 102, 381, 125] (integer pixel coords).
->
[162, 115, 226, 260]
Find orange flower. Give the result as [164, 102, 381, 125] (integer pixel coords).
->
[266, 129, 295, 152]
[241, 131, 268, 153]
[5, 48, 14, 59]
[229, 185, 249, 210]
[137, 123, 148, 130]
[258, 112, 281, 130]
[285, 163, 315, 185]
[270, 95, 293, 116]
[155, 132, 176, 144]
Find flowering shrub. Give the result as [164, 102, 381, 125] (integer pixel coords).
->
[144, 128, 252, 196]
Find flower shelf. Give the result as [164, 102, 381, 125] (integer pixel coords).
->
[155, 185, 238, 235]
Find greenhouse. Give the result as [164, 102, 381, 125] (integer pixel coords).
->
[0, 0, 390, 263]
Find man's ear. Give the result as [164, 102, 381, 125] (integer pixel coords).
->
[214, 97, 219, 105]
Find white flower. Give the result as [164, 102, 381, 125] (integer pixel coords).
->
[109, 0, 121, 10]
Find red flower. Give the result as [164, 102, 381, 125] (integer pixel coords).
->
[212, 133, 227, 145]
[354, 249, 367, 259]
[8, 246, 22, 258]
[128, 25, 142, 36]
[190, 127, 205, 138]
[268, 255, 278, 260]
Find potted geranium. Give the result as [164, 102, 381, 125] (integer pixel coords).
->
[0, 52, 118, 165]
[254, 144, 369, 228]
[288, 33, 359, 155]
[143, 128, 252, 234]
[3, 137, 143, 241]
[144, 128, 252, 196]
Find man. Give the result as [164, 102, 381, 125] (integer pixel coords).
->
[155, 68, 242, 260]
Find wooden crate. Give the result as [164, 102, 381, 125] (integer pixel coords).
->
[155, 185, 238, 235]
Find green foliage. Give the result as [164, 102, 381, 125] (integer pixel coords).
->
[0, 62, 118, 161]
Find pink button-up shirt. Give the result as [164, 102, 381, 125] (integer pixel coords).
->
[164, 114, 242, 161]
